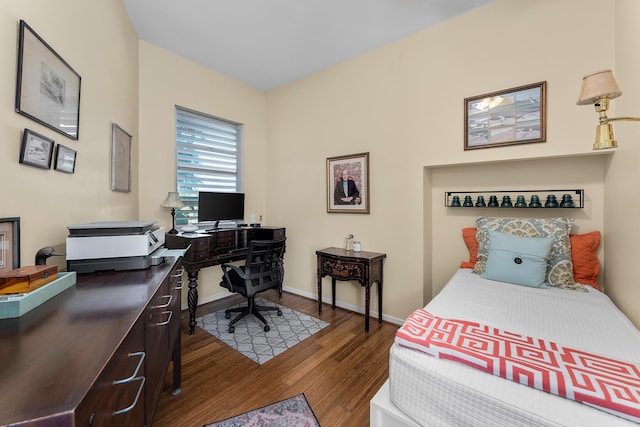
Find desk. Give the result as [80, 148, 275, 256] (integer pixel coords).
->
[165, 226, 285, 334]
[316, 247, 386, 332]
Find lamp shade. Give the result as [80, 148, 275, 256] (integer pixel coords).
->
[577, 69, 622, 105]
[160, 192, 185, 208]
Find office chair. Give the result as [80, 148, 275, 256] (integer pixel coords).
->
[219, 238, 286, 333]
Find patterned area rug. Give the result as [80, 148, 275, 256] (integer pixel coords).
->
[197, 298, 329, 364]
[204, 393, 321, 427]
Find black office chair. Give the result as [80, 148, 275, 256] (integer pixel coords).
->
[219, 238, 286, 333]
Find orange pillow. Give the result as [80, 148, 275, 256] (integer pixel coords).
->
[570, 231, 601, 290]
[459, 227, 478, 269]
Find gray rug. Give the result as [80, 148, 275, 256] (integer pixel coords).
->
[197, 298, 329, 364]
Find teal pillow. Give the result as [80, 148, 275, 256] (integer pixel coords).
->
[482, 230, 554, 288]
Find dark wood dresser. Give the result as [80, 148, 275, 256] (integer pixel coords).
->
[0, 256, 183, 427]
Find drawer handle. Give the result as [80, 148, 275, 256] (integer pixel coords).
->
[152, 294, 172, 309]
[157, 310, 173, 326]
[171, 269, 183, 278]
[113, 352, 146, 416]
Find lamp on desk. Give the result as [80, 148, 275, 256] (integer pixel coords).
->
[160, 192, 185, 234]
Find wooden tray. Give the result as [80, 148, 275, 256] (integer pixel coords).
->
[0, 272, 76, 319]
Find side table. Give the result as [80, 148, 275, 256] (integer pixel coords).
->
[316, 247, 386, 332]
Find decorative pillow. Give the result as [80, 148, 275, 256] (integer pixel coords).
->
[482, 231, 554, 288]
[460, 227, 478, 269]
[473, 217, 574, 287]
[570, 231, 601, 290]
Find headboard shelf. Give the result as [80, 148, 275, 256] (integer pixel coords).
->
[445, 189, 584, 209]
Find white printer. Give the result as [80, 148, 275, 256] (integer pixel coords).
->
[66, 220, 165, 273]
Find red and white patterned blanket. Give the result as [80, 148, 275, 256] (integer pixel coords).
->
[395, 309, 640, 423]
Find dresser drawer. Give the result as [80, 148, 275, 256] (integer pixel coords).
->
[320, 258, 365, 280]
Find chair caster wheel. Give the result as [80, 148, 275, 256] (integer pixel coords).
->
[225, 312, 231, 319]
[277, 309, 282, 316]
[264, 325, 270, 332]
[228, 326, 235, 333]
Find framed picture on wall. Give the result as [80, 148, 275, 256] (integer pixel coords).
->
[54, 144, 77, 174]
[464, 81, 546, 150]
[15, 20, 81, 140]
[111, 123, 132, 192]
[19, 129, 54, 169]
[326, 152, 370, 214]
[0, 217, 20, 274]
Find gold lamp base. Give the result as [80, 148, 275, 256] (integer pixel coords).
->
[593, 123, 617, 150]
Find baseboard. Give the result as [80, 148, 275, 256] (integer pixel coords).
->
[282, 286, 405, 326]
[183, 286, 405, 325]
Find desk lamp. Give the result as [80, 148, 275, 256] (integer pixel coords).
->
[577, 69, 640, 150]
[161, 192, 185, 234]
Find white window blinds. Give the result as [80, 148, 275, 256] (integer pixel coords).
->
[175, 107, 242, 224]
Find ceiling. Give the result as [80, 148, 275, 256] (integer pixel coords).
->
[122, 0, 493, 91]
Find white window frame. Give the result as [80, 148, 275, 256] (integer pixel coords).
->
[175, 106, 243, 225]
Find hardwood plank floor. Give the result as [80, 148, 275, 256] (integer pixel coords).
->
[152, 290, 399, 427]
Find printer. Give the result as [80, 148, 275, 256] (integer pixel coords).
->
[66, 220, 166, 273]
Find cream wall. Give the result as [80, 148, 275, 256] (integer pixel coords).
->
[265, 0, 640, 324]
[136, 42, 268, 302]
[0, 0, 139, 272]
[604, 0, 640, 324]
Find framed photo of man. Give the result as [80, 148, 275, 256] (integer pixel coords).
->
[326, 152, 369, 214]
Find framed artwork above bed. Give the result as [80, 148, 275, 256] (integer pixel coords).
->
[464, 81, 547, 150]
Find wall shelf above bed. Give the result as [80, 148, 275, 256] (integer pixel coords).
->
[445, 189, 584, 208]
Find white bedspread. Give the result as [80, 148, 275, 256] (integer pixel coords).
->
[389, 269, 640, 426]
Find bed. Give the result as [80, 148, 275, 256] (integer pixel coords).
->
[371, 218, 640, 427]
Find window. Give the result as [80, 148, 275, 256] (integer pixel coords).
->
[175, 107, 242, 225]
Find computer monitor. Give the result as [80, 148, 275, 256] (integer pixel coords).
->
[197, 191, 245, 226]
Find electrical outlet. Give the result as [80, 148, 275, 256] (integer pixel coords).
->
[259, 214, 263, 221]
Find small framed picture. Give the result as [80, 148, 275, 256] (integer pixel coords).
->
[54, 144, 77, 173]
[15, 20, 81, 140]
[326, 152, 370, 214]
[0, 217, 20, 274]
[111, 123, 132, 192]
[19, 129, 54, 169]
[464, 81, 546, 150]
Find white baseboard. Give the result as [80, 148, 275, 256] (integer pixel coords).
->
[182, 286, 405, 325]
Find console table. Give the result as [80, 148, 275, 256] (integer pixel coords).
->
[165, 226, 285, 334]
[316, 247, 386, 332]
[0, 256, 182, 426]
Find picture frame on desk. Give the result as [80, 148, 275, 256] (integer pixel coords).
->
[0, 218, 20, 274]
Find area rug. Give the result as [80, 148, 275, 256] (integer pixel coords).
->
[197, 298, 329, 364]
[204, 393, 320, 427]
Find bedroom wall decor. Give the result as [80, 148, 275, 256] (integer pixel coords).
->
[53, 144, 76, 174]
[326, 152, 369, 214]
[445, 189, 584, 208]
[464, 81, 546, 150]
[577, 69, 640, 150]
[15, 20, 81, 140]
[111, 123, 132, 192]
[19, 129, 54, 170]
[0, 218, 20, 274]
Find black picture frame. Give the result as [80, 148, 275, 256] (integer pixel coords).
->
[54, 144, 77, 174]
[326, 152, 370, 214]
[464, 81, 546, 150]
[15, 20, 81, 140]
[111, 123, 132, 192]
[19, 129, 54, 170]
[0, 217, 20, 274]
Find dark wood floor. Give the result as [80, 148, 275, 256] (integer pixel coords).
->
[152, 291, 399, 427]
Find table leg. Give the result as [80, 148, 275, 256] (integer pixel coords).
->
[378, 280, 383, 324]
[331, 278, 336, 309]
[365, 280, 370, 333]
[171, 331, 181, 395]
[187, 270, 199, 335]
[317, 274, 322, 315]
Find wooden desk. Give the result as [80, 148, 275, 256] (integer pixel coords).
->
[165, 226, 285, 334]
[0, 257, 182, 426]
[316, 247, 386, 332]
